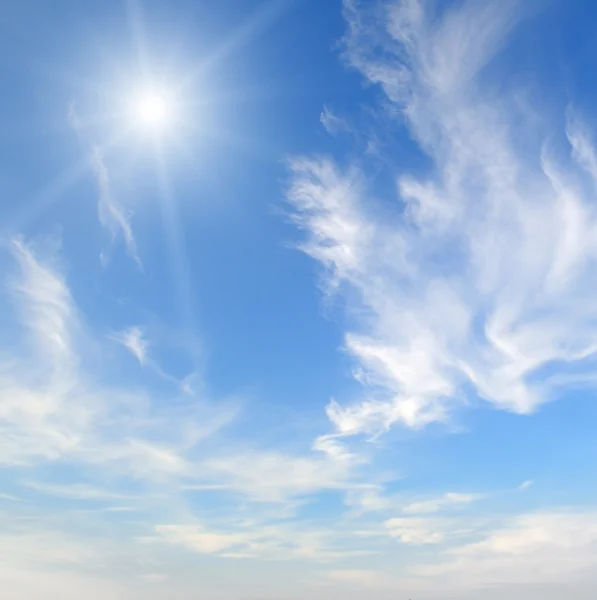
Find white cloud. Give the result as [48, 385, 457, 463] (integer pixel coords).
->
[110, 326, 201, 393]
[385, 516, 447, 545]
[0, 237, 370, 571]
[0, 238, 232, 478]
[201, 450, 354, 503]
[320, 105, 350, 136]
[344, 487, 485, 517]
[324, 510, 597, 595]
[288, 0, 597, 447]
[1, 239, 92, 465]
[344, 485, 392, 514]
[21, 481, 134, 502]
[0, 493, 20, 502]
[402, 493, 481, 515]
[113, 326, 149, 365]
[0, 530, 102, 568]
[68, 102, 140, 267]
[155, 518, 376, 561]
[156, 524, 244, 555]
[9, 238, 77, 372]
[0, 521, 175, 600]
[415, 511, 597, 588]
[91, 147, 140, 266]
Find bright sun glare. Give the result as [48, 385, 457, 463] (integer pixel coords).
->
[131, 88, 172, 131]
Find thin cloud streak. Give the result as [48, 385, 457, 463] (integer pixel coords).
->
[401, 493, 481, 516]
[21, 481, 136, 502]
[91, 147, 141, 267]
[68, 102, 141, 267]
[320, 105, 350, 136]
[9, 238, 76, 373]
[113, 326, 150, 366]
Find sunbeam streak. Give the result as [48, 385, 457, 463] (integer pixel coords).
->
[154, 141, 197, 336]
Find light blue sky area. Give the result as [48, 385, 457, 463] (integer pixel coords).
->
[2, 0, 597, 598]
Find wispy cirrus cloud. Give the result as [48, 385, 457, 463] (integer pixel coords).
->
[156, 518, 378, 561]
[289, 0, 597, 451]
[401, 492, 482, 515]
[518, 480, 534, 491]
[21, 481, 135, 502]
[0, 493, 20, 502]
[320, 105, 350, 136]
[0, 237, 366, 567]
[68, 104, 140, 267]
[91, 147, 141, 267]
[0, 237, 231, 476]
[200, 450, 355, 503]
[385, 516, 448, 545]
[113, 326, 150, 366]
[343, 486, 489, 518]
[9, 238, 77, 373]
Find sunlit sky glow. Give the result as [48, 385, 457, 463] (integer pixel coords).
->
[2, 1, 597, 599]
[132, 88, 171, 129]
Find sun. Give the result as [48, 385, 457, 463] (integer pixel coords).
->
[130, 87, 173, 132]
[137, 92, 168, 124]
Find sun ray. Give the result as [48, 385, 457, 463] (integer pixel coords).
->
[4, 130, 127, 235]
[153, 141, 197, 333]
[126, 0, 151, 79]
[175, 0, 293, 96]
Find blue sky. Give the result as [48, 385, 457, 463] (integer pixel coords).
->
[3, 0, 597, 598]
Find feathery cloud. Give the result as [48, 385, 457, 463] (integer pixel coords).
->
[9, 238, 76, 372]
[320, 105, 350, 136]
[289, 0, 597, 449]
[0, 238, 231, 477]
[91, 147, 141, 266]
[68, 103, 140, 266]
[113, 326, 150, 366]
